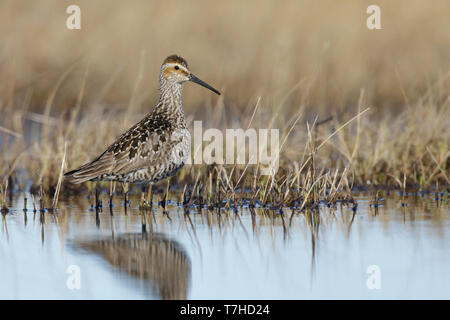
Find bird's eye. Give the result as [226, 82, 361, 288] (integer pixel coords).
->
[174, 65, 179, 70]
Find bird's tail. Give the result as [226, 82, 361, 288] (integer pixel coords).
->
[64, 163, 100, 184]
[64, 152, 113, 184]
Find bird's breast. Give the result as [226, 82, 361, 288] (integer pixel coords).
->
[169, 128, 191, 166]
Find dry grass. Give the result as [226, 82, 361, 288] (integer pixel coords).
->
[0, 0, 449, 208]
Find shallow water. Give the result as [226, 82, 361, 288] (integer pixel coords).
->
[0, 191, 449, 299]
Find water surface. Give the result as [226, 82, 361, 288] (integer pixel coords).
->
[0, 191, 449, 299]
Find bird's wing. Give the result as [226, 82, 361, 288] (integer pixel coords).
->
[65, 113, 186, 183]
[109, 125, 185, 176]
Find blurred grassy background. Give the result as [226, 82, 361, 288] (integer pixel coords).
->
[0, 0, 449, 193]
[1, 0, 450, 117]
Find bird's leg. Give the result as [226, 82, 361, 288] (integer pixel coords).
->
[140, 201, 147, 233]
[123, 182, 128, 204]
[94, 182, 102, 210]
[163, 179, 170, 213]
[122, 182, 129, 215]
[146, 183, 153, 211]
[139, 185, 146, 210]
[109, 181, 115, 208]
[140, 184, 150, 233]
[95, 207, 100, 228]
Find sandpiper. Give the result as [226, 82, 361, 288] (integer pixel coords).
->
[64, 54, 220, 185]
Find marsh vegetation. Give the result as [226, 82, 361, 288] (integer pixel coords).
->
[0, 2, 448, 219]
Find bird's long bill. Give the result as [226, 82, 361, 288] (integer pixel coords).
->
[189, 74, 221, 95]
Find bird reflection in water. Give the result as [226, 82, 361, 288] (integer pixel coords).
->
[78, 232, 190, 299]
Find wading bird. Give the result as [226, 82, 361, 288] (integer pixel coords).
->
[64, 55, 220, 196]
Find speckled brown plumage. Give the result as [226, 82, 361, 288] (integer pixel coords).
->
[64, 54, 220, 184]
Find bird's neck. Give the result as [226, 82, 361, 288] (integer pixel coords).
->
[155, 78, 186, 127]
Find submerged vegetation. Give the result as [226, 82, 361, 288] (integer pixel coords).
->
[0, 1, 449, 212]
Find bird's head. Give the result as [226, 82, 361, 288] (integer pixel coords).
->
[160, 54, 220, 95]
